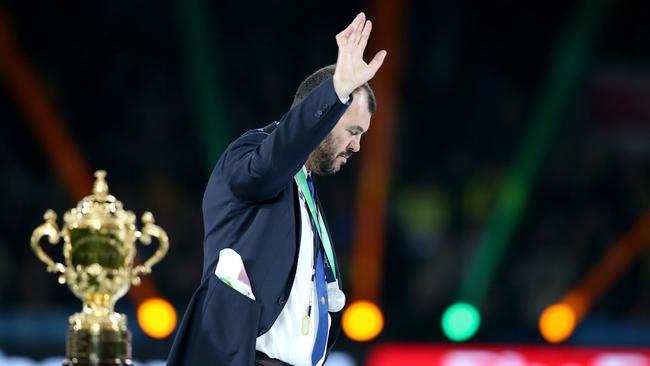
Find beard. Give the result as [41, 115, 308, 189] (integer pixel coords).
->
[306, 133, 351, 176]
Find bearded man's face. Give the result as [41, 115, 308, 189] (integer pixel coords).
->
[306, 90, 372, 175]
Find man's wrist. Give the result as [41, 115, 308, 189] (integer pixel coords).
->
[332, 74, 353, 100]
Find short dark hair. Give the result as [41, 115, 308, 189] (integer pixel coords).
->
[291, 64, 377, 114]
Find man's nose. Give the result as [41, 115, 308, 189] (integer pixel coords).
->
[349, 136, 361, 153]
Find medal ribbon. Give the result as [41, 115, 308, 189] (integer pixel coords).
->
[294, 167, 337, 279]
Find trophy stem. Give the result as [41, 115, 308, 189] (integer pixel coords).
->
[64, 324, 133, 366]
[64, 308, 132, 366]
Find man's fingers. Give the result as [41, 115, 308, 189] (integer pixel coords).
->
[337, 12, 365, 45]
[351, 13, 366, 45]
[357, 20, 372, 52]
[336, 22, 354, 43]
[360, 20, 372, 43]
[352, 12, 365, 28]
[367, 50, 388, 74]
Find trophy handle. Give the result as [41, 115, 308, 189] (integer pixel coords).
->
[132, 211, 169, 285]
[30, 210, 66, 275]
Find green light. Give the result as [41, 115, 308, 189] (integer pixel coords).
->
[441, 302, 480, 342]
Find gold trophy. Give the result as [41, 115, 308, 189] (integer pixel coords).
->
[30, 171, 169, 365]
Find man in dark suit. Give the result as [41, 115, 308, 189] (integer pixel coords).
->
[167, 12, 386, 366]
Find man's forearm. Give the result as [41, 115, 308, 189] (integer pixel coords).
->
[224, 78, 350, 201]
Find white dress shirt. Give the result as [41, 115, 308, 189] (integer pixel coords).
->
[256, 95, 348, 365]
[256, 170, 330, 366]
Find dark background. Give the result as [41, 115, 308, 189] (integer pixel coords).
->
[1, 0, 650, 363]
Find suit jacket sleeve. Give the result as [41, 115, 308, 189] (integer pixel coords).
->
[223, 78, 350, 201]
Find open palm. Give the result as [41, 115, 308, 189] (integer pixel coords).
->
[333, 12, 387, 99]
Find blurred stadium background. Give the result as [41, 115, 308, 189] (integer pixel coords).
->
[1, 0, 650, 365]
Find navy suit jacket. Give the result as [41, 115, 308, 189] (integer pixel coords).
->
[167, 78, 350, 365]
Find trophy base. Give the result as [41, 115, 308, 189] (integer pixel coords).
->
[64, 327, 133, 366]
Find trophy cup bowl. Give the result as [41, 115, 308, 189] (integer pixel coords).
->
[30, 171, 169, 365]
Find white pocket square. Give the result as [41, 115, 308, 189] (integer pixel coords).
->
[214, 248, 256, 301]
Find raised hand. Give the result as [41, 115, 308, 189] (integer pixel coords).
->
[333, 12, 387, 99]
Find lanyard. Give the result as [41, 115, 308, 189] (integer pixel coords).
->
[294, 167, 337, 280]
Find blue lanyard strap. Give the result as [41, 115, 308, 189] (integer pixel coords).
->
[294, 167, 337, 280]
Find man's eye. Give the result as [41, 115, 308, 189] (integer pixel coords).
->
[349, 131, 359, 136]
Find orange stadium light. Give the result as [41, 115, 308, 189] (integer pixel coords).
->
[539, 210, 650, 343]
[137, 297, 178, 339]
[342, 300, 384, 342]
[539, 303, 577, 344]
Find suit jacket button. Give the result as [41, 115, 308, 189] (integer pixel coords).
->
[277, 296, 285, 305]
[314, 110, 323, 118]
[323, 103, 329, 110]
